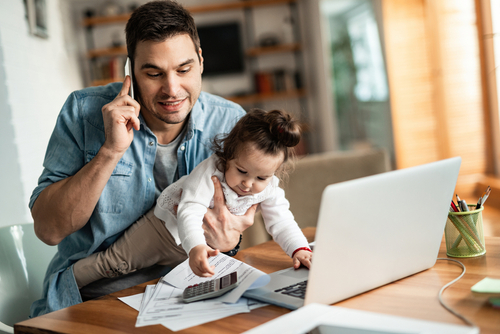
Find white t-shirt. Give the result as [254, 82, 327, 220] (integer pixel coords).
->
[154, 154, 309, 257]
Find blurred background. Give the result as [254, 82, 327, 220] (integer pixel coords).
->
[1, 0, 500, 233]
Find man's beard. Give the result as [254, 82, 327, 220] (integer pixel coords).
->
[137, 89, 188, 125]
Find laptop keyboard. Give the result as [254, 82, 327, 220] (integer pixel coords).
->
[274, 280, 308, 299]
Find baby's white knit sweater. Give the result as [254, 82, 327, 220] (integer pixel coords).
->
[154, 154, 309, 257]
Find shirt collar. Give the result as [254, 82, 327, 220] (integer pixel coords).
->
[189, 97, 205, 131]
[182, 95, 205, 142]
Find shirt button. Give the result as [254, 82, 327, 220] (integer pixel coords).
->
[180, 146, 185, 151]
[149, 141, 154, 146]
[148, 178, 152, 182]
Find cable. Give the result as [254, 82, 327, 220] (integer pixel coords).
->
[436, 258, 479, 330]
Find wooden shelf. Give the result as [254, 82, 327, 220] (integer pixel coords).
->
[89, 78, 306, 105]
[82, 0, 296, 27]
[87, 46, 126, 58]
[188, 0, 296, 14]
[246, 43, 301, 56]
[226, 88, 306, 105]
[91, 78, 122, 86]
[87, 43, 300, 59]
[83, 13, 131, 27]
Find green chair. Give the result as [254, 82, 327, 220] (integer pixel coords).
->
[0, 223, 57, 334]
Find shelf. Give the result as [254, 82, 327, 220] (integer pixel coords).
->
[226, 88, 306, 105]
[87, 43, 300, 59]
[83, 13, 131, 27]
[87, 46, 126, 58]
[89, 77, 306, 105]
[246, 43, 301, 57]
[82, 0, 297, 27]
[188, 0, 296, 14]
[91, 78, 122, 86]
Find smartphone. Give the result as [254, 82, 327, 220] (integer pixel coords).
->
[124, 57, 135, 99]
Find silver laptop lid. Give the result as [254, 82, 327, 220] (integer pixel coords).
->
[305, 157, 461, 306]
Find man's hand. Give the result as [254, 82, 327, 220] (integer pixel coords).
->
[32, 77, 141, 246]
[202, 176, 257, 252]
[101, 76, 141, 156]
[188, 244, 219, 277]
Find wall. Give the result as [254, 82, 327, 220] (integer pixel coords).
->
[0, 0, 83, 227]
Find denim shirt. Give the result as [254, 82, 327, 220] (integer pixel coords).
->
[29, 82, 245, 317]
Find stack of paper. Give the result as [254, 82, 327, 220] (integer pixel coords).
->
[119, 253, 270, 331]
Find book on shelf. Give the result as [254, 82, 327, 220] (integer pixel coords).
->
[90, 56, 125, 84]
[254, 69, 297, 94]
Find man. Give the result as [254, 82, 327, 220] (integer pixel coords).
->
[29, 0, 255, 317]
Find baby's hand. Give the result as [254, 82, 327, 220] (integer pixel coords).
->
[189, 244, 220, 277]
[292, 250, 313, 269]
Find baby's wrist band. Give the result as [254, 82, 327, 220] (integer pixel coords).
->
[292, 247, 312, 258]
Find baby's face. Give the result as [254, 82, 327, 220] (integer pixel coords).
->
[225, 143, 284, 196]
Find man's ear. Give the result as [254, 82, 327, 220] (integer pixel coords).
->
[198, 48, 204, 74]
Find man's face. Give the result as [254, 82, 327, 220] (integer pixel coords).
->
[133, 34, 203, 130]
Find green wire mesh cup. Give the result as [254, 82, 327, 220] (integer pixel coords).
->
[445, 204, 486, 257]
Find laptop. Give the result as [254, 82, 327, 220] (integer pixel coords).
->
[243, 157, 461, 310]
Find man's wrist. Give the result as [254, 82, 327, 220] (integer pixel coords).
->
[98, 144, 126, 163]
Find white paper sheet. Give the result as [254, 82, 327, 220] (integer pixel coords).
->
[119, 292, 144, 310]
[116, 253, 271, 331]
[162, 253, 270, 303]
[119, 292, 268, 314]
[138, 283, 247, 326]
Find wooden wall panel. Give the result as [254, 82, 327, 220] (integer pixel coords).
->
[435, 1, 485, 176]
[382, 0, 487, 194]
[381, 0, 440, 168]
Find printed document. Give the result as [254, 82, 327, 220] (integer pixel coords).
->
[118, 253, 270, 331]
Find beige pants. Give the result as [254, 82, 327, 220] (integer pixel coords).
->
[73, 207, 187, 289]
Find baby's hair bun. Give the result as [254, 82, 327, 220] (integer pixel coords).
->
[265, 109, 301, 148]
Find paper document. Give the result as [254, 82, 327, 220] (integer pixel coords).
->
[136, 281, 250, 328]
[119, 285, 267, 331]
[162, 252, 270, 303]
[117, 253, 270, 331]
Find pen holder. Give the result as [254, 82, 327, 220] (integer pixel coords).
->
[445, 205, 486, 258]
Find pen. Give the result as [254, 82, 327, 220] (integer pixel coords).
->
[450, 200, 459, 212]
[475, 197, 482, 210]
[460, 200, 469, 212]
[455, 194, 462, 211]
[481, 186, 491, 207]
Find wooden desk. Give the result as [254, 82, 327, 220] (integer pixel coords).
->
[16, 228, 500, 334]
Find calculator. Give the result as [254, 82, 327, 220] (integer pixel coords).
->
[182, 272, 238, 303]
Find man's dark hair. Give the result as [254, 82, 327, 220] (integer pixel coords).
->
[125, 0, 200, 61]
